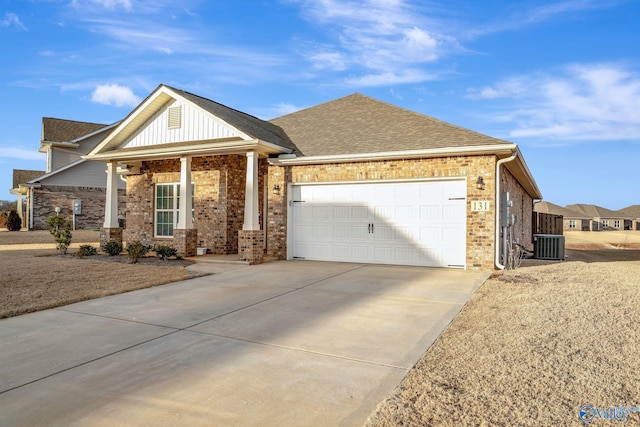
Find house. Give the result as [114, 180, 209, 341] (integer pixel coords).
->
[618, 205, 640, 230]
[10, 169, 45, 228]
[85, 85, 541, 270]
[534, 201, 591, 231]
[11, 118, 126, 230]
[566, 204, 632, 231]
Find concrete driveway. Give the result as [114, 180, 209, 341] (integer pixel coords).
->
[0, 261, 489, 426]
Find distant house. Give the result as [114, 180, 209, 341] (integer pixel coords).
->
[566, 204, 633, 231]
[11, 118, 126, 230]
[534, 201, 590, 231]
[83, 84, 542, 269]
[618, 205, 640, 230]
[10, 170, 45, 228]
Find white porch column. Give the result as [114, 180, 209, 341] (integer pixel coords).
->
[243, 151, 260, 230]
[177, 156, 194, 229]
[103, 161, 119, 228]
[16, 193, 24, 228]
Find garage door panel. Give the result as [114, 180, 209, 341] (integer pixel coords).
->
[291, 180, 466, 268]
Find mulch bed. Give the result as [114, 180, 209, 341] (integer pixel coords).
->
[57, 253, 195, 268]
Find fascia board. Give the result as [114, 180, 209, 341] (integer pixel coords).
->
[268, 144, 517, 165]
[83, 139, 289, 162]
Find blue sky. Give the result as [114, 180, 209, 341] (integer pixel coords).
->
[1, 0, 638, 209]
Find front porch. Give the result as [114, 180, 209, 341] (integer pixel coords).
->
[99, 152, 270, 264]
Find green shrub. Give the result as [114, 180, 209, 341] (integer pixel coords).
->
[6, 210, 22, 231]
[76, 244, 97, 258]
[47, 215, 72, 254]
[126, 241, 151, 263]
[102, 240, 123, 256]
[154, 245, 178, 260]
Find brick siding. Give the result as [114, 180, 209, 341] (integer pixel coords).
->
[31, 185, 125, 230]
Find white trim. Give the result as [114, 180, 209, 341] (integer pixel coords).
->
[287, 176, 466, 188]
[243, 151, 260, 230]
[270, 144, 516, 166]
[85, 138, 290, 162]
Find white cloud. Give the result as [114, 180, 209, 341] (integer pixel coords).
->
[70, 0, 132, 11]
[91, 84, 141, 107]
[346, 69, 437, 87]
[290, 0, 456, 86]
[471, 63, 640, 142]
[1, 146, 43, 161]
[1, 13, 27, 31]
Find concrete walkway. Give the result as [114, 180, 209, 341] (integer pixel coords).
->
[0, 261, 489, 426]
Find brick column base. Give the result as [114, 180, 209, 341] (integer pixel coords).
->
[173, 228, 198, 257]
[100, 227, 123, 249]
[239, 230, 264, 265]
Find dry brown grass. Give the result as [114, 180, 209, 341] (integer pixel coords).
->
[0, 230, 192, 318]
[366, 257, 640, 426]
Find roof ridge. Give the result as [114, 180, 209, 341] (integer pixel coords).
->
[163, 85, 270, 124]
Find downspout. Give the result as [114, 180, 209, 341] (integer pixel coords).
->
[495, 152, 518, 270]
[29, 187, 34, 230]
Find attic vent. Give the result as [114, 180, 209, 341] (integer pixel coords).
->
[167, 106, 182, 129]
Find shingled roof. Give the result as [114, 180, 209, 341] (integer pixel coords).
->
[270, 93, 512, 157]
[534, 201, 590, 219]
[12, 169, 45, 189]
[42, 118, 108, 143]
[618, 205, 640, 219]
[166, 86, 296, 152]
[566, 204, 630, 219]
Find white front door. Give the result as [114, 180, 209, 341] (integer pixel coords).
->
[289, 180, 467, 268]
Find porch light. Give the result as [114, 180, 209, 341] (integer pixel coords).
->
[273, 183, 281, 195]
[476, 176, 485, 190]
[55, 206, 61, 215]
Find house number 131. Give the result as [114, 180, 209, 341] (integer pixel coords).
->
[471, 201, 491, 211]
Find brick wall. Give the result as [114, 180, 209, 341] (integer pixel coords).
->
[500, 165, 534, 248]
[124, 155, 255, 253]
[31, 185, 125, 230]
[266, 155, 500, 269]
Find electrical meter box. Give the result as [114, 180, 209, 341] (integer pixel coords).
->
[73, 199, 82, 215]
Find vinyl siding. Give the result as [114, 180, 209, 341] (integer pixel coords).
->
[39, 161, 126, 189]
[121, 99, 249, 149]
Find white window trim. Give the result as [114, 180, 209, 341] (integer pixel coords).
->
[154, 182, 194, 238]
[568, 220, 576, 229]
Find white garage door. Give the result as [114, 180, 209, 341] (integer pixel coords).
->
[289, 180, 467, 268]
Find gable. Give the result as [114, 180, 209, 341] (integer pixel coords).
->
[120, 97, 251, 150]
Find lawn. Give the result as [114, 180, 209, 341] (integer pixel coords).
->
[0, 230, 193, 318]
[366, 233, 640, 426]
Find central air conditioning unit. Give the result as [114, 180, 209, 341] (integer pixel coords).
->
[533, 234, 565, 260]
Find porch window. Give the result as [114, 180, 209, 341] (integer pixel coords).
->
[155, 183, 194, 237]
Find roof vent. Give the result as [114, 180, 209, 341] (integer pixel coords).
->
[167, 106, 181, 129]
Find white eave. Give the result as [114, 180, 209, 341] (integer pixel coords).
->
[84, 138, 291, 162]
[269, 143, 542, 199]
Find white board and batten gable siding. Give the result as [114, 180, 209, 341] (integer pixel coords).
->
[121, 99, 250, 149]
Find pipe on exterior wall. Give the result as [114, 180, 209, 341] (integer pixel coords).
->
[495, 152, 518, 270]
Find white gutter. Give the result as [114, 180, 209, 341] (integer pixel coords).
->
[495, 152, 518, 270]
[269, 144, 516, 165]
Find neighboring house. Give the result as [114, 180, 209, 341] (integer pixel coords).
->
[534, 201, 591, 231]
[10, 169, 45, 228]
[12, 118, 126, 230]
[566, 204, 632, 231]
[85, 85, 542, 270]
[618, 205, 640, 230]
